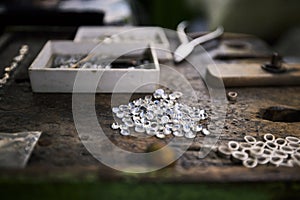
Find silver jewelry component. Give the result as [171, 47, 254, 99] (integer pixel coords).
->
[228, 141, 239, 151]
[280, 145, 294, 154]
[116, 111, 124, 118]
[4, 67, 11, 72]
[124, 119, 134, 127]
[173, 130, 184, 137]
[256, 156, 270, 165]
[254, 141, 265, 148]
[217, 145, 232, 158]
[270, 156, 283, 166]
[243, 158, 258, 168]
[249, 146, 264, 157]
[275, 138, 287, 146]
[111, 122, 119, 130]
[192, 124, 203, 132]
[164, 128, 172, 135]
[201, 128, 210, 136]
[244, 135, 256, 144]
[112, 107, 119, 113]
[184, 131, 196, 139]
[273, 149, 288, 159]
[262, 148, 273, 158]
[231, 151, 248, 163]
[156, 132, 166, 139]
[286, 136, 300, 144]
[120, 129, 130, 136]
[287, 142, 300, 150]
[265, 141, 278, 150]
[134, 125, 145, 133]
[264, 133, 275, 142]
[239, 142, 253, 150]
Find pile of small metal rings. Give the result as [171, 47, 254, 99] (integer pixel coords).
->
[111, 89, 210, 139]
[218, 133, 300, 168]
[0, 45, 29, 87]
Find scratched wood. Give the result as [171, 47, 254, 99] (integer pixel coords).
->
[0, 30, 300, 182]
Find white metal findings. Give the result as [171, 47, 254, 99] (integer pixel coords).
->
[111, 89, 209, 139]
[0, 45, 28, 87]
[264, 133, 275, 142]
[218, 134, 300, 168]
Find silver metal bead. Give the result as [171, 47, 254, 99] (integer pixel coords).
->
[184, 131, 196, 139]
[112, 107, 120, 113]
[173, 130, 184, 137]
[120, 129, 130, 136]
[201, 128, 210, 136]
[111, 122, 119, 130]
[156, 132, 166, 139]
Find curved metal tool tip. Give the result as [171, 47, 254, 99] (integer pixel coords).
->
[174, 26, 224, 63]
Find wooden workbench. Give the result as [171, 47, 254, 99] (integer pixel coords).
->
[0, 27, 299, 199]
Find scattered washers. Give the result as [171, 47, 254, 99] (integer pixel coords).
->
[218, 133, 300, 168]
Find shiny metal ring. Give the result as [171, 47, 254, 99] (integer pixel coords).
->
[244, 135, 256, 144]
[254, 141, 265, 148]
[280, 145, 294, 155]
[217, 145, 232, 158]
[228, 141, 239, 151]
[286, 136, 300, 144]
[231, 151, 249, 163]
[239, 142, 253, 150]
[256, 156, 270, 165]
[269, 156, 283, 166]
[243, 158, 258, 168]
[265, 141, 278, 150]
[263, 133, 275, 142]
[273, 149, 288, 159]
[275, 138, 287, 146]
[287, 142, 300, 150]
[249, 146, 264, 157]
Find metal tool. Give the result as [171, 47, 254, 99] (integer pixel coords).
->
[176, 20, 189, 44]
[174, 26, 224, 63]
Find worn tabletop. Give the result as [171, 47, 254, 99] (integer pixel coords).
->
[0, 28, 299, 183]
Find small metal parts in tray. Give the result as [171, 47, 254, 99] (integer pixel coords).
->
[218, 133, 300, 168]
[111, 89, 210, 139]
[51, 54, 151, 69]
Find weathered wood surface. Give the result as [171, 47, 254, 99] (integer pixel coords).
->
[0, 30, 300, 182]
